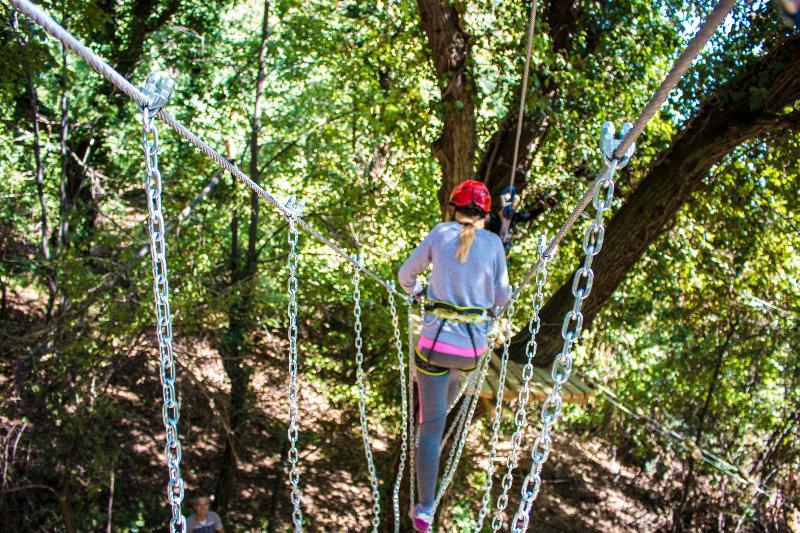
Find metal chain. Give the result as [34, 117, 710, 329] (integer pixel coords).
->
[285, 197, 305, 532]
[140, 99, 185, 533]
[475, 300, 517, 531]
[388, 283, 409, 533]
[440, 383, 473, 453]
[352, 257, 381, 532]
[432, 314, 507, 515]
[491, 236, 551, 532]
[510, 146, 624, 533]
[407, 302, 418, 520]
[446, 365, 479, 416]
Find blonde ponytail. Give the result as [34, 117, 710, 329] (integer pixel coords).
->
[454, 211, 485, 263]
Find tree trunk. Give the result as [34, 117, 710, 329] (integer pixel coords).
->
[247, 0, 270, 274]
[58, 39, 70, 256]
[672, 321, 735, 531]
[476, 1, 592, 208]
[511, 36, 800, 366]
[214, 0, 270, 511]
[266, 436, 289, 533]
[416, 0, 476, 215]
[16, 14, 57, 321]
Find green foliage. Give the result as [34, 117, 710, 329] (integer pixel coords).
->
[0, 0, 798, 530]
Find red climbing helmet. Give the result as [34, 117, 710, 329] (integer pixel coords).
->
[449, 180, 491, 214]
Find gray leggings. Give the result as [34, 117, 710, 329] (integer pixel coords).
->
[415, 368, 464, 509]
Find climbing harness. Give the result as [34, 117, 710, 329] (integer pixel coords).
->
[139, 72, 185, 533]
[490, 235, 551, 532]
[414, 301, 490, 376]
[427, 301, 493, 325]
[387, 282, 409, 533]
[352, 256, 381, 532]
[285, 196, 305, 532]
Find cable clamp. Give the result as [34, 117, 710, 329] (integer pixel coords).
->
[600, 121, 635, 168]
[284, 196, 306, 220]
[139, 72, 175, 114]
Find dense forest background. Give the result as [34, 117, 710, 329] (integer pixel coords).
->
[1, 0, 798, 530]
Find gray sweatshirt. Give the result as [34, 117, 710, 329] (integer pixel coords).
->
[398, 222, 510, 349]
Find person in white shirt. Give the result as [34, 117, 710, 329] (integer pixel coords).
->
[185, 496, 224, 533]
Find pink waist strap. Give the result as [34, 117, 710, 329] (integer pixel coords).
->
[417, 335, 486, 357]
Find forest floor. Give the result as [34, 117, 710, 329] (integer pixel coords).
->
[138, 335, 675, 532]
[2, 285, 682, 531]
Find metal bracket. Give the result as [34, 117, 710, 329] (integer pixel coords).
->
[284, 196, 306, 219]
[600, 121, 635, 168]
[140, 72, 176, 114]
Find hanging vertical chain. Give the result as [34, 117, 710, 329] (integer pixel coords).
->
[474, 299, 517, 531]
[139, 73, 185, 533]
[446, 364, 478, 416]
[491, 236, 551, 532]
[388, 282, 409, 533]
[441, 368, 480, 453]
[285, 196, 305, 532]
[440, 383, 473, 453]
[407, 301, 419, 520]
[353, 256, 381, 532]
[510, 122, 633, 533]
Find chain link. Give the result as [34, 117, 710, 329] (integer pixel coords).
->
[510, 158, 621, 533]
[446, 364, 480, 416]
[491, 236, 551, 532]
[285, 199, 304, 532]
[388, 284, 409, 533]
[407, 302, 418, 521]
[475, 300, 516, 531]
[140, 105, 185, 533]
[352, 257, 381, 531]
[440, 380, 473, 453]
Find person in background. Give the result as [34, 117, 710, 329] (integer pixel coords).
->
[185, 496, 224, 533]
[486, 185, 556, 253]
[776, 0, 800, 27]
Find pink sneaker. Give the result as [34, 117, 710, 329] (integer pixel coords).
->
[411, 505, 433, 532]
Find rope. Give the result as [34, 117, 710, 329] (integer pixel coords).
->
[509, 0, 738, 304]
[7, 0, 406, 301]
[613, 0, 737, 159]
[506, 0, 538, 195]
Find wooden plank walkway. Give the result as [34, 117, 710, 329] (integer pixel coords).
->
[408, 312, 594, 405]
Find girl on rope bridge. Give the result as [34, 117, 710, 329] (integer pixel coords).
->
[398, 180, 510, 532]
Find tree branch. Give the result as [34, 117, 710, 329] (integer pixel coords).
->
[416, 0, 476, 216]
[512, 35, 800, 367]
